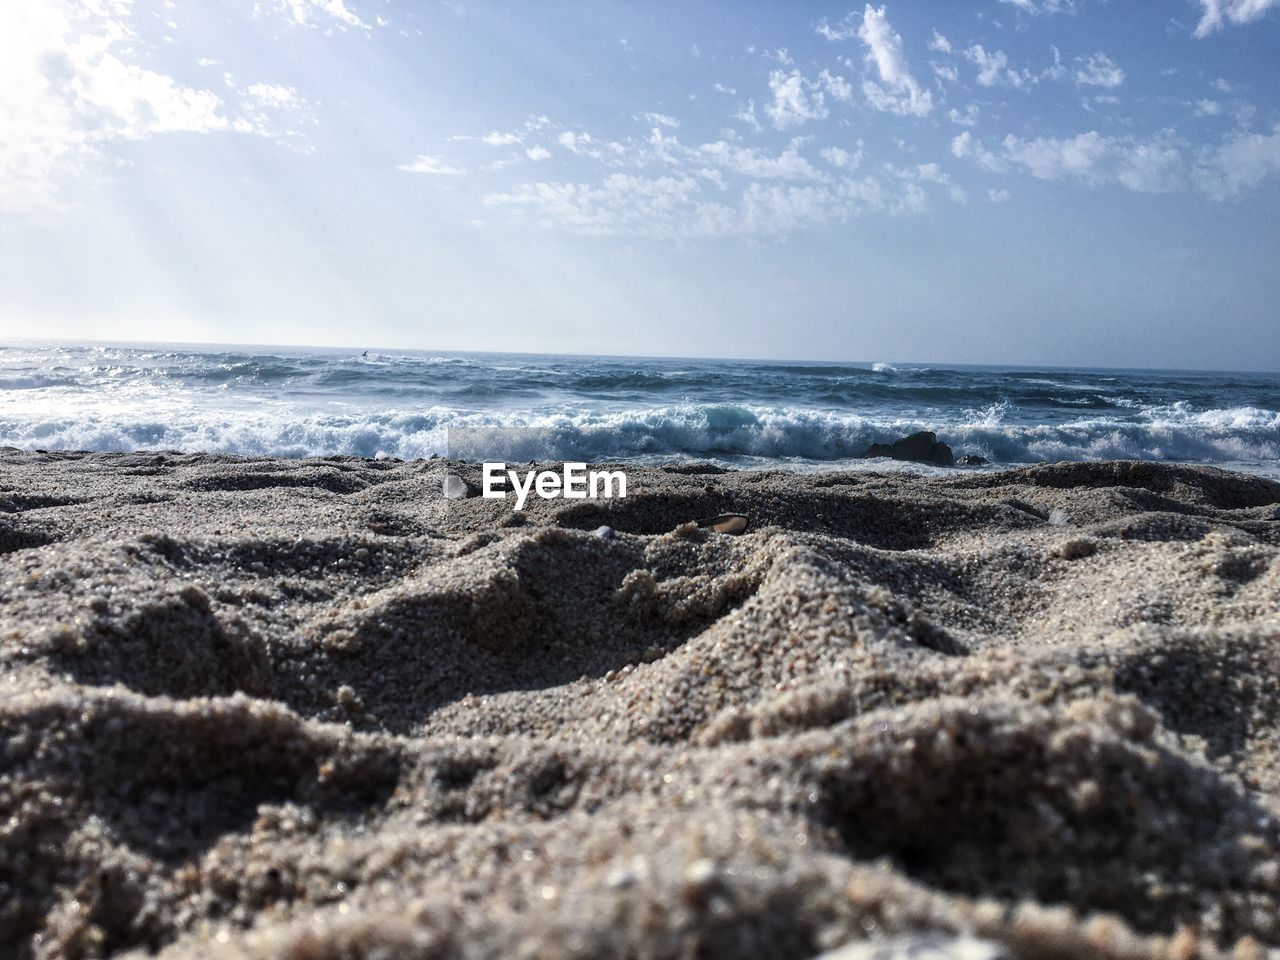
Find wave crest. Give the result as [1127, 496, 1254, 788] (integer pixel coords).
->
[3, 402, 1277, 470]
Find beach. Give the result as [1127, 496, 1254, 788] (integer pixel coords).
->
[4, 450, 1280, 959]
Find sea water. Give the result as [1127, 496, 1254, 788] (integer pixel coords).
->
[2, 341, 1278, 477]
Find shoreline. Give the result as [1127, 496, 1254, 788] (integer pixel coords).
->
[3, 452, 1280, 958]
[5, 445, 1280, 478]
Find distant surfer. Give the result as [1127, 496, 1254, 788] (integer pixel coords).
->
[362, 350, 368, 358]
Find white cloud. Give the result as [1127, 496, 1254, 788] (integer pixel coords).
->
[244, 82, 302, 109]
[899, 162, 966, 203]
[449, 130, 526, 145]
[933, 64, 959, 83]
[643, 112, 680, 129]
[525, 145, 551, 161]
[948, 104, 980, 127]
[695, 139, 827, 181]
[765, 70, 828, 128]
[1194, 99, 1224, 116]
[1075, 52, 1124, 88]
[928, 29, 952, 53]
[470, 97, 1280, 238]
[1194, 0, 1280, 37]
[998, 0, 1075, 12]
[477, 120, 931, 238]
[398, 154, 463, 175]
[713, 82, 737, 95]
[1197, 123, 1280, 197]
[964, 45, 1033, 88]
[557, 130, 626, 162]
[483, 175, 687, 236]
[819, 69, 855, 103]
[734, 99, 763, 133]
[951, 130, 1014, 176]
[265, 0, 367, 29]
[1042, 45, 1067, 82]
[1002, 132, 1184, 192]
[953, 122, 1280, 199]
[857, 5, 932, 116]
[815, 13, 859, 41]
[950, 131, 1007, 172]
[820, 144, 864, 169]
[0, 0, 242, 214]
[955, 130, 1186, 193]
[483, 170, 928, 239]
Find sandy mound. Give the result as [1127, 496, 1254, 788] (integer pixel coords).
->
[2, 452, 1279, 959]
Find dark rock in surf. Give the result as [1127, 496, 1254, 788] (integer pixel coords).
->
[861, 431, 955, 467]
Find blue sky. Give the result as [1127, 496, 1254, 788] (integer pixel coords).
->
[1, 0, 1279, 370]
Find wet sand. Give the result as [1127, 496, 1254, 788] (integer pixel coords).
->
[3, 451, 1280, 959]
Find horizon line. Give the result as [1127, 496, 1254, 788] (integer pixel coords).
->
[3, 334, 1279, 378]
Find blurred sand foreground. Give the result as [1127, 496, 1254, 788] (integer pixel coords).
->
[2, 451, 1280, 959]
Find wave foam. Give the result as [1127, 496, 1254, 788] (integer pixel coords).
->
[3, 402, 1278, 471]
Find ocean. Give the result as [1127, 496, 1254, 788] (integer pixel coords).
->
[2, 341, 1278, 476]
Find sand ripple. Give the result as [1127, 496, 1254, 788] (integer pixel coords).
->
[2, 453, 1279, 958]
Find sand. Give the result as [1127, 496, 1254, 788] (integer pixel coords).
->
[2, 451, 1280, 960]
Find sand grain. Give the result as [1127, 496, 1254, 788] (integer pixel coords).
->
[2, 452, 1279, 959]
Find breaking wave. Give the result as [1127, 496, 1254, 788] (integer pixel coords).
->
[4, 402, 1278, 470]
[2, 342, 1277, 473]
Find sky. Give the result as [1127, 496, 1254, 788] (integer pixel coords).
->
[0, 0, 1278, 371]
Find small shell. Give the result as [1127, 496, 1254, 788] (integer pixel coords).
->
[699, 514, 749, 535]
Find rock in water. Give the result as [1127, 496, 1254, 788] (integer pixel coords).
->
[956, 454, 988, 467]
[862, 431, 955, 466]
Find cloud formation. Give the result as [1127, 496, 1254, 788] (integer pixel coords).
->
[1000, 131, 1184, 192]
[1074, 52, 1125, 88]
[398, 155, 464, 175]
[1194, 0, 1280, 37]
[478, 117, 951, 238]
[998, 0, 1075, 12]
[8, 0, 1280, 242]
[0, 0, 254, 213]
[964, 45, 1035, 89]
[267, 0, 367, 30]
[953, 124, 1280, 200]
[953, 130, 1185, 192]
[765, 70, 829, 128]
[1198, 123, 1280, 197]
[482, 172, 929, 239]
[856, 5, 933, 116]
[245, 83, 303, 109]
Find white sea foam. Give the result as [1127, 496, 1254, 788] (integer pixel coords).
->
[3, 343, 1277, 474]
[3, 401, 1277, 473]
